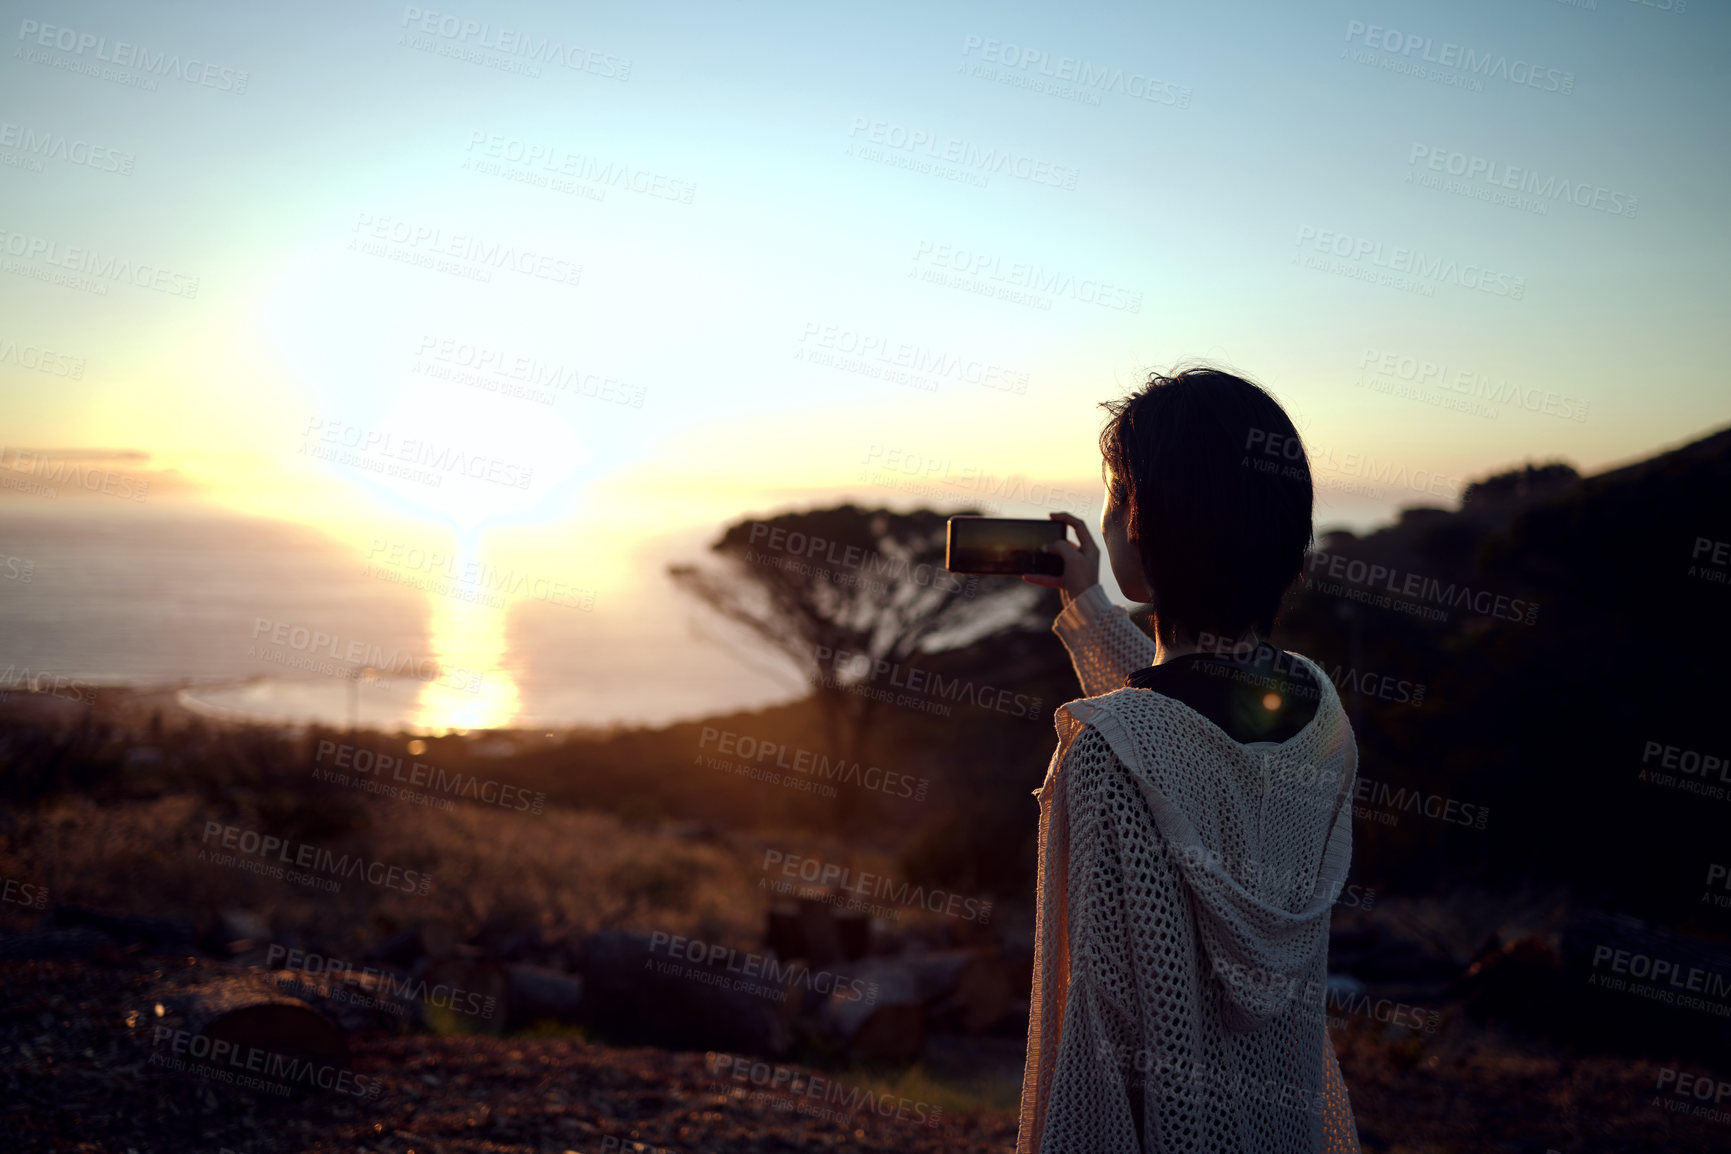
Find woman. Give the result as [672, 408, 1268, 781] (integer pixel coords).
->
[1016, 366, 1362, 1153]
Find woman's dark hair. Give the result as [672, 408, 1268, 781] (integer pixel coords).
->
[1099, 365, 1313, 647]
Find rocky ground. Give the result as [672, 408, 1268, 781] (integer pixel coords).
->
[6, 952, 1730, 1154]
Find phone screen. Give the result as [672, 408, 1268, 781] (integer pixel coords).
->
[946, 516, 1067, 575]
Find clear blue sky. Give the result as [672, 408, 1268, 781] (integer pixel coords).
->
[4, 0, 1726, 542]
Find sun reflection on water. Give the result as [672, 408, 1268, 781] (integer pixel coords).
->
[412, 588, 521, 732]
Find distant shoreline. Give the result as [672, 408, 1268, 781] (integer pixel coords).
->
[0, 675, 700, 745]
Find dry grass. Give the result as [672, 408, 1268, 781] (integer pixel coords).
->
[6, 791, 769, 956]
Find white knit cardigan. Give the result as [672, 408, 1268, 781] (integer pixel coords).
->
[1017, 584, 1362, 1153]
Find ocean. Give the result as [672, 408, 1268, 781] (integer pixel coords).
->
[0, 500, 803, 733]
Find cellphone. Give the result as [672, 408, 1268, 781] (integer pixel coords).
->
[945, 515, 1067, 576]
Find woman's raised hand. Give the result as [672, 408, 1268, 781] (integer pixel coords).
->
[1022, 511, 1101, 606]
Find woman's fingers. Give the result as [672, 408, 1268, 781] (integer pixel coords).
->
[1025, 535, 1075, 588]
[1023, 512, 1101, 597]
[1047, 510, 1099, 557]
[1045, 537, 1084, 565]
[1031, 512, 1102, 601]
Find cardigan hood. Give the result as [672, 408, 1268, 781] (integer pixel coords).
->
[1044, 662, 1358, 1032]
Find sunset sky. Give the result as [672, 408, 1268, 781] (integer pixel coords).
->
[4, 0, 1727, 728]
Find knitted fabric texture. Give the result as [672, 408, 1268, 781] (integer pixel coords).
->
[1017, 583, 1362, 1153]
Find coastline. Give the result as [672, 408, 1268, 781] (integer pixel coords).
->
[0, 676, 653, 745]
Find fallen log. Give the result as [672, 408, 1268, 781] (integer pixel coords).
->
[504, 963, 584, 1030]
[834, 908, 871, 960]
[259, 963, 415, 1034]
[763, 895, 870, 964]
[764, 901, 804, 960]
[815, 956, 924, 1063]
[906, 948, 1015, 1033]
[798, 897, 844, 967]
[158, 975, 349, 1094]
[580, 930, 793, 1056]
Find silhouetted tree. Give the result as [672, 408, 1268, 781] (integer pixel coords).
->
[667, 504, 1043, 827]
